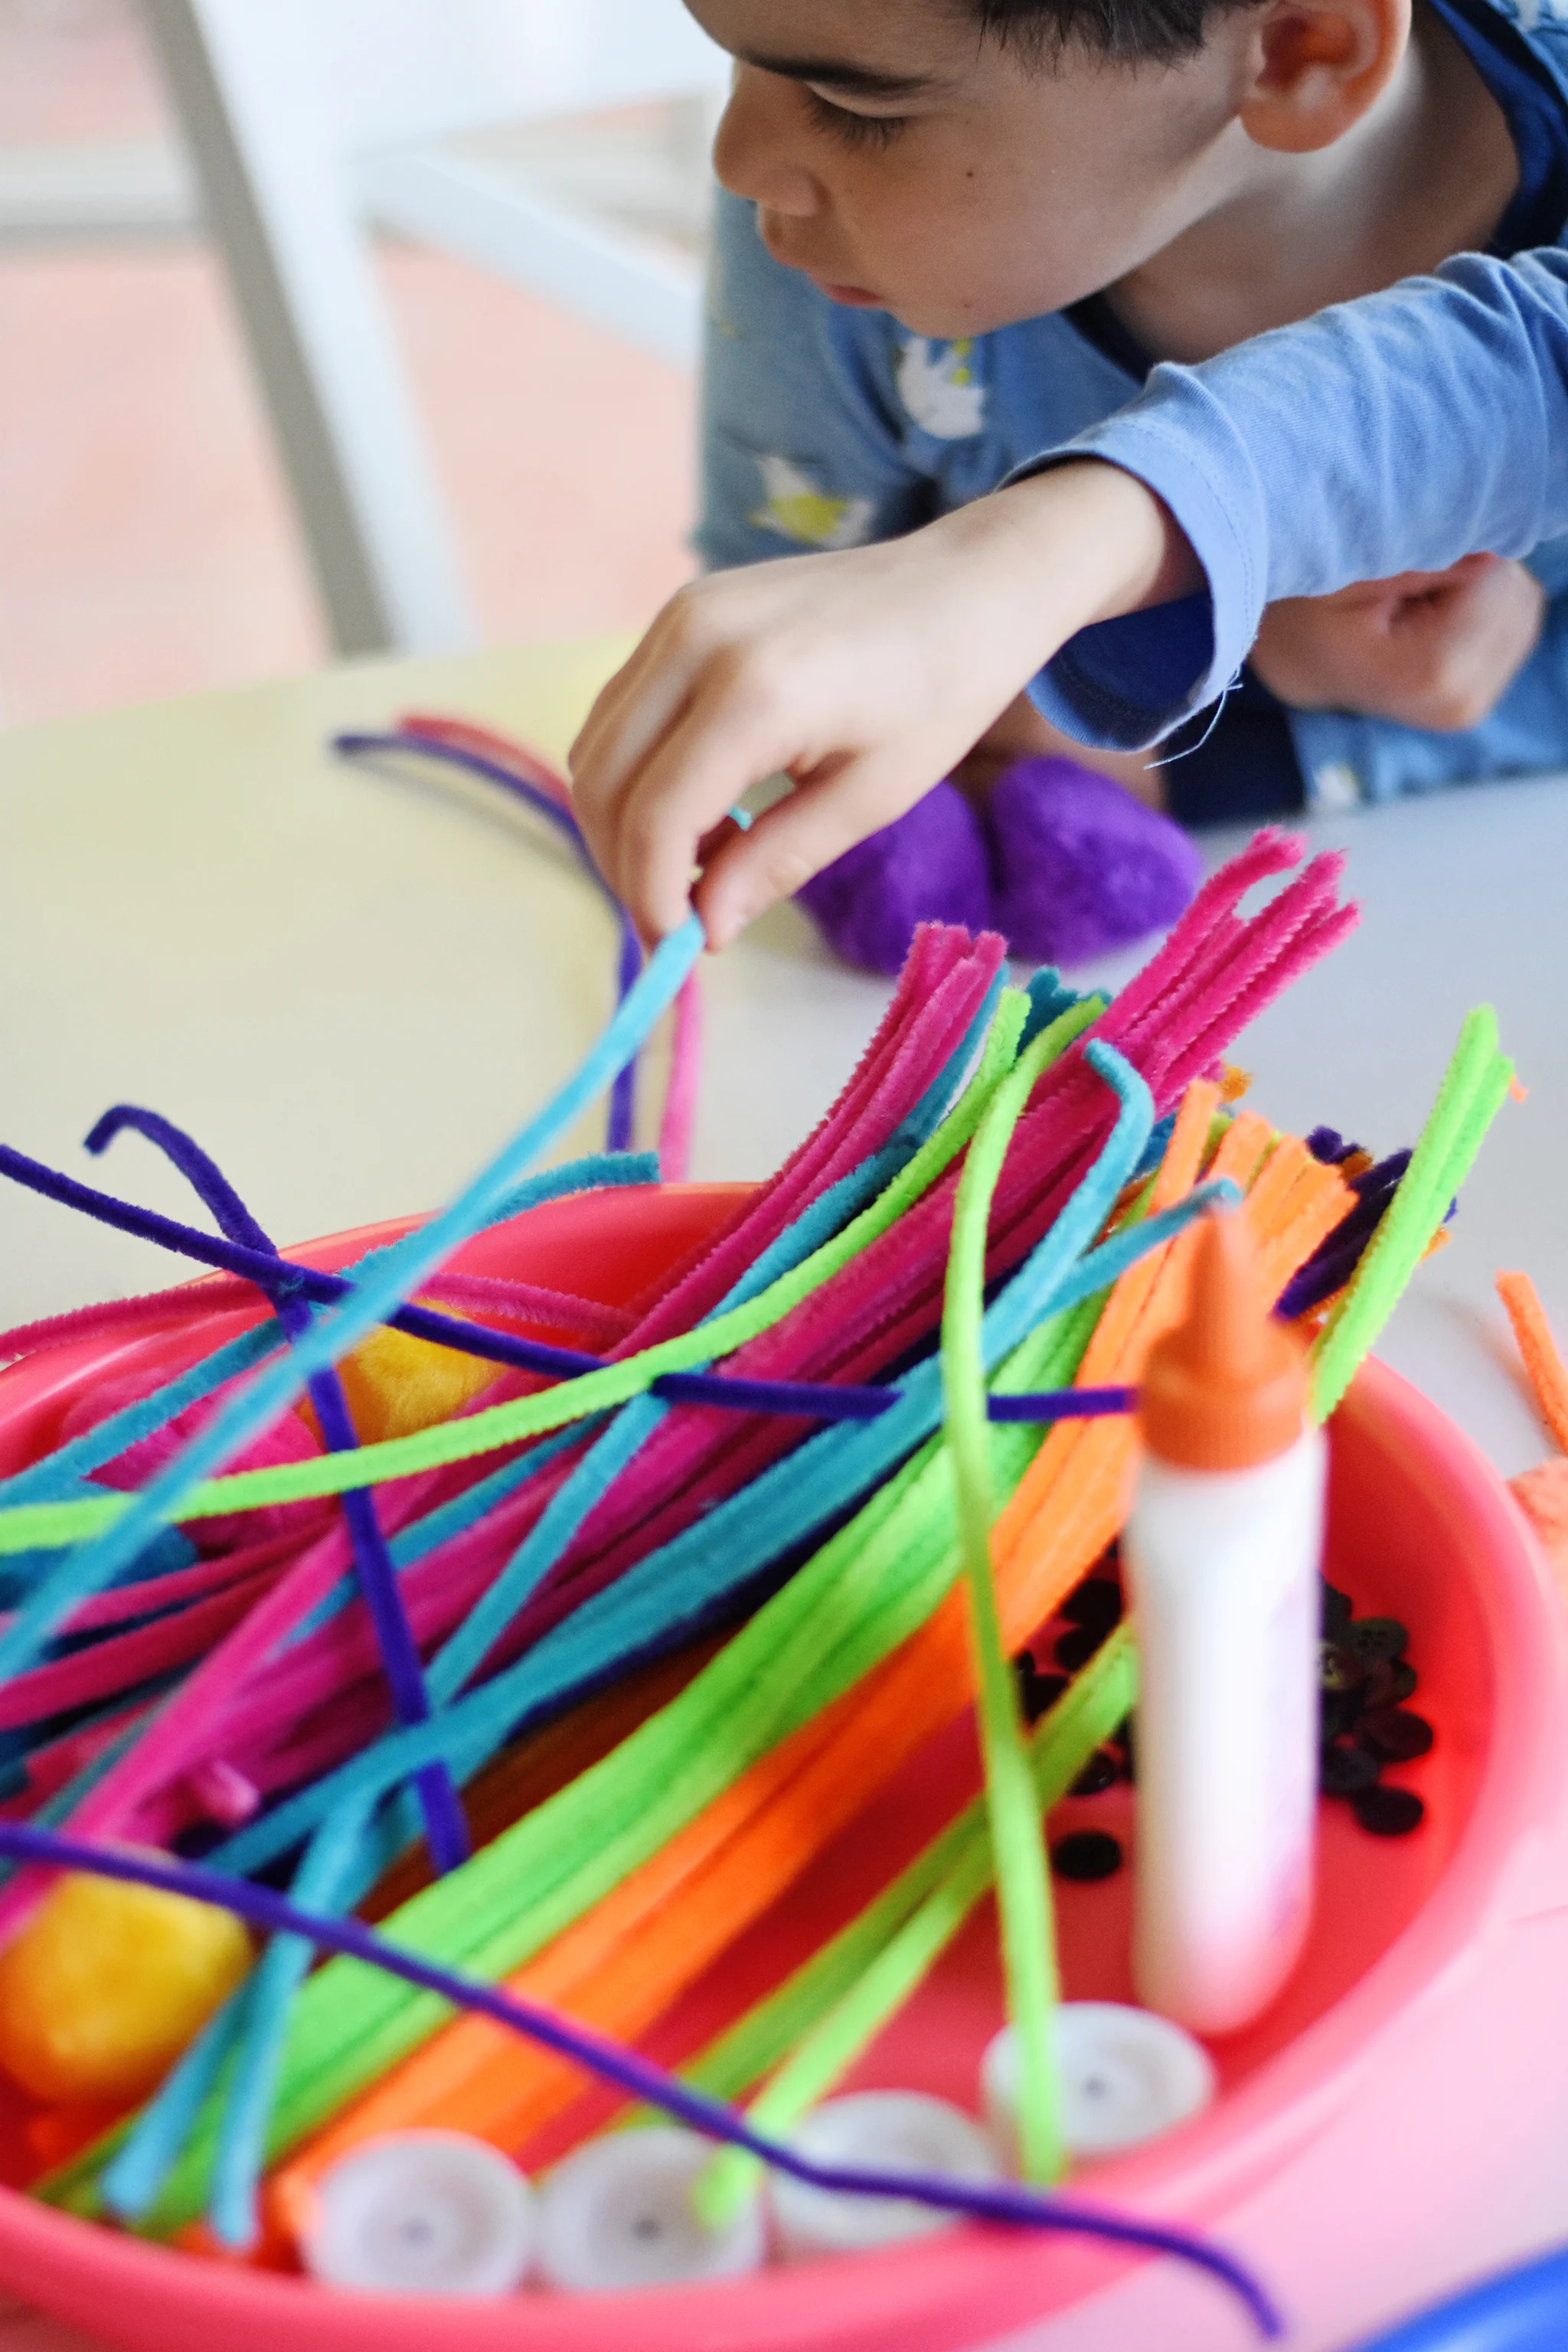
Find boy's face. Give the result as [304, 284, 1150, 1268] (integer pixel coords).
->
[692, 0, 1250, 338]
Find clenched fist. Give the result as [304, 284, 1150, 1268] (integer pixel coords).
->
[1250, 555, 1545, 733]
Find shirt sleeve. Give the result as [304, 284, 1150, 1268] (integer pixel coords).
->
[1021, 246, 1568, 749]
[697, 191, 938, 571]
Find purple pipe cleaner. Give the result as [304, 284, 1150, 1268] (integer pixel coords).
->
[1276, 1148, 1456, 1322]
[83, 1109, 467, 1873]
[0, 1145, 1134, 1430]
[3, 1822, 1282, 2338]
[334, 730, 641, 1153]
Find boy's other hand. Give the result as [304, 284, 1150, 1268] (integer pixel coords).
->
[950, 691, 1168, 811]
[567, 464, 1194, 950]
[1250, 556, 1545, 733]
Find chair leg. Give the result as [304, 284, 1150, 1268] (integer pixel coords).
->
[138, 0, 476, 658]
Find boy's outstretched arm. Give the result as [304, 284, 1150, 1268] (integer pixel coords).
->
[570, 462, 1194, 949]
[574, 245, 1568, 946]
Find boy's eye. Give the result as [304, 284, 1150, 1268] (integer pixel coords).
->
[800, 87, 908, 149]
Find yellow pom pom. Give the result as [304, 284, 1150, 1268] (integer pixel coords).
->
[330, 1321, 501, 1446]
[0, 1873, 252, 2104]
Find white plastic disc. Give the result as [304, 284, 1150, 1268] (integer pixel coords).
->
[769, 2090, 1000, 2259]
[301, 2128, 536, 2295]
[536, 2125, 766, 2294]
[983, 2002, 1216, 2163]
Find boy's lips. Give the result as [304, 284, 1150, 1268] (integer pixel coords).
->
[813, 279, 884, 308]
[759, 220, 881, 308]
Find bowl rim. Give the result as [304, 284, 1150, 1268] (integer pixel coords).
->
[0, 1200, 1563, 2351]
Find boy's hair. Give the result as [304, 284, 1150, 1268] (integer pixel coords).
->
[970, 0, 1259, 64]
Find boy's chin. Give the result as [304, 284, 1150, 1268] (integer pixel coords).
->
[882, 285, 1083, 338]
[882, 296, 995, 337]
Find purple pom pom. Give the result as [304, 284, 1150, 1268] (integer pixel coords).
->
[795, 781, 993, 978]
[988, 757, 1202, 968]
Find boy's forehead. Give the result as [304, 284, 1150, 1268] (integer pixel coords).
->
[688, 0, 977, 89]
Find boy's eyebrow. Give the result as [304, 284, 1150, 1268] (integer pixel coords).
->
[734, 49, 950, 97]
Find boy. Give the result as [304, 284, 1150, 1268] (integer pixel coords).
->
[570, 0, 1568, 957]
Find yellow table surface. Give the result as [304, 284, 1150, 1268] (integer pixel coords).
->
[0, 636, 891, 1335]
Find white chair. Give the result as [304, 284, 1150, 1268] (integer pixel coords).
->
[137, 0, 730, 657]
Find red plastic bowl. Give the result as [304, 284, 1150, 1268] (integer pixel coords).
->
[0, 1182, 1562, 2352]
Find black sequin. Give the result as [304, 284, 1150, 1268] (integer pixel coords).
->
[1346, 1617, 1409, 1666]
[1319, 1741, 1380, 1796]
[1070, 1749, 1119, 1797]
[1050, 1830, 1124, 1881]
[1016, 1661, 1068, 1727]
[1054, 1624, 1105, 1672]
[1320, 1689, 1359, 1742]
[1321, 1583, 1354, 1635]
[1062, 1579, 1122, 1636]
[1353, 1785, 1425, 1837]
[1359, 1708, 1434, 1763]
[1320, 1641, 1364, 1694]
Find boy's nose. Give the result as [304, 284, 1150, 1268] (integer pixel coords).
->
[713, 68, 824, 216]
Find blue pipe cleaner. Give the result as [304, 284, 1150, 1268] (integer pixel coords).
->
[145, 1001, 1007, 2236]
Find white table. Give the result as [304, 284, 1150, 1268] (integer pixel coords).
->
[3, 645, 1568, 2350]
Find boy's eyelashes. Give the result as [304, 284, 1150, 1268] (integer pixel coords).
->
[799, 85, 910, 147]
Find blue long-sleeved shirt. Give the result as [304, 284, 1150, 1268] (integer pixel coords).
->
[1039, 246, 1568, 773]
[697, 0, 1568, 814]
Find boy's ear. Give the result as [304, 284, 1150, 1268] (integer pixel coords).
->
[1237, 0, 1410, 152]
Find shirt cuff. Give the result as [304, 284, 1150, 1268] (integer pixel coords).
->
[1006, 366, 1272, 751]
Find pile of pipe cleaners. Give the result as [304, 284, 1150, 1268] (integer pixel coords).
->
[0, 720, 1517, 2340]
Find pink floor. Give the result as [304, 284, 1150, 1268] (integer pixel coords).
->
[0, 0, 697, 730]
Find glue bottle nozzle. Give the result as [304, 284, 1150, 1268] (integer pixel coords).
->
[1140, 1208, 1308, 1472]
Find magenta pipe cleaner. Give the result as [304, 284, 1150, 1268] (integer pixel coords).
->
[0, 1144, 1133, 1429]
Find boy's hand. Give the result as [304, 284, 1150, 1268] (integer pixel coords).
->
[1250, 556, 1545, 732]
[568, 463, 1194, 949]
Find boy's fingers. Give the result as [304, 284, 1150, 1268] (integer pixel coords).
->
[615, 750, 781, 941]
[568, 633, 661, 776]
[568, 593, 753, 858]
[572, 642, 695, 792]
[569, 660, 697, 857]
[606, 648, 850, 933]
[571, 579, 782, 810]
[692, 755, 931, 952]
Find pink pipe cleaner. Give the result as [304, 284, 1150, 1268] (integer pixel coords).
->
[658, 972, 704, 1184]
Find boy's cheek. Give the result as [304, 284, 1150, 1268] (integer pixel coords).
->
[861, 199, 1167, 340]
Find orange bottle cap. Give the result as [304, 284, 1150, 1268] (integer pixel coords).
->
[1140, 1208, 1308, 1471]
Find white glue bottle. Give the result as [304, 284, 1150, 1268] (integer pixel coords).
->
[1124, 1206, 1325, 2036]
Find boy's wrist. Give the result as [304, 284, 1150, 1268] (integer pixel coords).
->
[1005, 461, 1202, 619]
[940, 462, 1203, 659]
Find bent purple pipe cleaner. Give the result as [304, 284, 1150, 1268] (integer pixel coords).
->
[83, 1108, 466, 1874]
[4, 1822, 1282, 2340]
[0, 1143, 1135, 1430]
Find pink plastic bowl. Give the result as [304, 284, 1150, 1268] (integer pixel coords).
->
[0, 1183, 1563, 2352]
